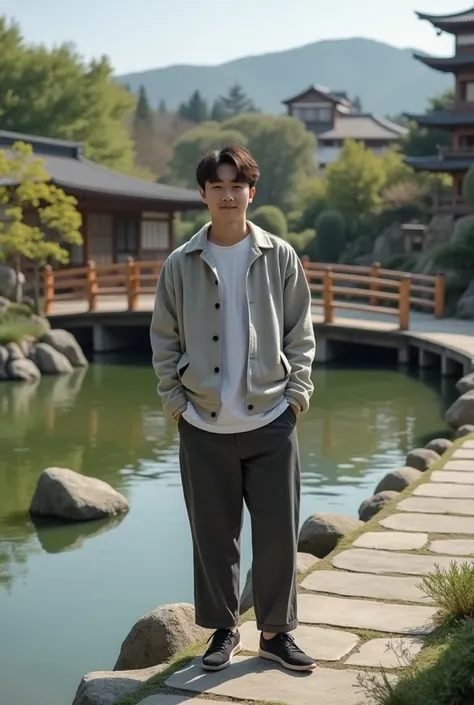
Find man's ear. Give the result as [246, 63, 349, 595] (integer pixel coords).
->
[248, 186, 256, 204]
[199, 187, 207, 204]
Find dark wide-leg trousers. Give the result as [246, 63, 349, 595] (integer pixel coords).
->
[178, 406, 300, 633]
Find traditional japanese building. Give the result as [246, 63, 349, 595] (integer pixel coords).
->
[0, 129, 203, 265]
[282, 85, 407, 167]
[405, 7, 474, 215]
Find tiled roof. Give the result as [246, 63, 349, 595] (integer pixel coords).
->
[318, 114, 407, 141]
[416, 7, 474, 29]
[405, 155, 474, 172]
[404, 110, 474, 127]
[414, 52, 474, 72]
[282, 84, 352, 107]
[0, 129, 202, 207]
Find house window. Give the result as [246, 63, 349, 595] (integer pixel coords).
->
[461, 81, 474, 102]
[116, 216, 138, 261]
[292, 106, 332, 123]
[141, 219, 169, 250]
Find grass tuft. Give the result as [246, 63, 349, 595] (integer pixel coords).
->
[420, 562, 474, 627]
[0, 302, 46, 344]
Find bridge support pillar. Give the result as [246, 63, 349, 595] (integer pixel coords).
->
[93, 325, 128, 353]
[418, 349, 437, 369]
[441, 355, 457, 378]
[397, 346, 409, 366]
[315, 337, 335, 364]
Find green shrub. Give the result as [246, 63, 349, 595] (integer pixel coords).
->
[251, 205, 287, 238]
[462, 164, 474, 208]
[383, 253, 417, 272]
[285, 229, 316, 253]
[420, 561, 474, 626]
[433, 220, 474, 271]
[311, 210, 346, 262]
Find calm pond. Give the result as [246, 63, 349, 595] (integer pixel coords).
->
[0, 358, 456, 705]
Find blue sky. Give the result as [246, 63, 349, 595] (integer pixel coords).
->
[1, 0, 468, 74]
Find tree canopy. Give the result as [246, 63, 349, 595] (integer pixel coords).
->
[401, 90, 454, 158]
[0, 17, 136, 172]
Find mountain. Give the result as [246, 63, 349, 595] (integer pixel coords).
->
[117, 37, 452, 117]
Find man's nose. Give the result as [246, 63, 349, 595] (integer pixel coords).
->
[221, 191, 234, 201]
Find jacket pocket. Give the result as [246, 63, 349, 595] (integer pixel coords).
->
[177, 351, 190, 380]
[280, 351, 292, 378]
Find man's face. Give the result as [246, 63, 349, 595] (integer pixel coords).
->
[199, 164, 255, 221]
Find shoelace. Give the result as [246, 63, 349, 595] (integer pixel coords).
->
[207, 629, 235, 653]
[276, 633, 303, 653]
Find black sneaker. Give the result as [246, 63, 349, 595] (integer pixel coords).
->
[202, 628, 243, 671]
[259, 633, 316, 672]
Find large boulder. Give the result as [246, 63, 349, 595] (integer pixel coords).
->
[425, 438, 453, 456]
[19, 335, 36, 358]
[114, 603, 209, 671]
[457, 373, 474, 396]
[455, 425, 474, 439]
[445, 390, 474, 429]
[406, 448, 440, 472]
[30, 342, 73, 374]
[0, 264, 20, 300]
[359, 491, 400, 522]
[5, 342, 24, 361]
[7, 357, 41, 382]
[298, 513, 363, 558]
[0, 345, 8, 380]
[72, 664, 167, 705]
[240, 552, 319, 615]
[457, 281, 474, 319]
[30, 467, 129, 522]
[375, 467, 422, 495]
[41, 329, 88, 367]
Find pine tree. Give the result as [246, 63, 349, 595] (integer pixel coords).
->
[210, 98, 227, 122]
[352, 95, 363, 113]
[158, 98, 167, 113]
[220, 83, 256, 118]
[178, 90, 208, 123]
[135, 85, 153, 126]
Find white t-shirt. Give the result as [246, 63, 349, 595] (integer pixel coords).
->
[183, 235, 288, 433]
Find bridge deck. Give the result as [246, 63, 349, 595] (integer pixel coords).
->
[48, 295, 474, 363]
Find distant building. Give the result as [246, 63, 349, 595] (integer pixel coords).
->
[0, 129, 203, 265]
[282, 85, 407, 167]
[404, 6, 474, 216]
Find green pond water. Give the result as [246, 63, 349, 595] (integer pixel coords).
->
[0, 359, 456, 705]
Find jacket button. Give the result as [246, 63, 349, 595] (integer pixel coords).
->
[215, 303, 220, 309]
[248, 404, 254, 411]
[214, 367, 220, 373]
[211, 412, 216, 418]
[213, 335, 219, 341]
[215, 280, 218, 285]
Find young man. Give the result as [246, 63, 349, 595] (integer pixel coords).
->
[150, 144, 316, 673]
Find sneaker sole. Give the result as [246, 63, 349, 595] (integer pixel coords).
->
[259, 648, 316, 672]
[202, 642, 243, 671]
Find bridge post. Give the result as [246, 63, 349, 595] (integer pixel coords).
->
[126, 257, 139, 311]
[399, 276, 411, 330]
[434, 272, 445, 319]
[369, 262, 381, 306]
[87, 260, 98, 312]
[43, 265, 54, 315]
[323, 268, 334, 323]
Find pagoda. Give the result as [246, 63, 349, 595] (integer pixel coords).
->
[405, 6, 474, 215]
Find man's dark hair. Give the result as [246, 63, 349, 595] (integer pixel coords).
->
[196, 144, 260, 190]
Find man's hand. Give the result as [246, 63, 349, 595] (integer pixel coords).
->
[289, 403, 300, 417]
[173, 411, 182, 422]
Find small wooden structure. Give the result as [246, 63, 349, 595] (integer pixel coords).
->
[0, 129, 204, 266]
[405, 6, 474, 214]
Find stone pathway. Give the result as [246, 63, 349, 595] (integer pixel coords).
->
[137, 438, 474, 705]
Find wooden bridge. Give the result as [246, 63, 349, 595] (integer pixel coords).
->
[43, 258, 446, 331]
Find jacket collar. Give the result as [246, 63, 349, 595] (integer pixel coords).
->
[184, 221, 274, 254]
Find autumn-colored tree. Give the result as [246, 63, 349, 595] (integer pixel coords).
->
[0, 142, 82, 309]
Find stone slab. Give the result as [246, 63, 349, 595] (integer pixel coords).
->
[166, 655, 396, 705]
[332, 547, 469, 576]
[345, 636, 424, 669]
[239, 621, 359, 661]
[452, 449, 474, 460]
[380, 512, 474, 534]
[443, 460, 474, 472]
[352, 531, 428, 551]
[431, 471, 474, 485]
[414, 483, 474, 499]
[429, 539, 474, 556]
[397, 496, 474, 516]
[297, 593, 435, 634]
[142, 698, 222, 705]
[461, 440, 474, 449]
[301, 569, 432, 603]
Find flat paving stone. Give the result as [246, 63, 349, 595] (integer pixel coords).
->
[353, 531, 428, 551]
[142, 697, 222, 705]
[332, 547, 468, 576]
[414, 483, 474, 499]
[429, 539, 474, 555]
[297, 593, 435, 634]
[345, 636, 424, 669]
[166, 655, 396, 705]
[397, 496, 474, 516]
[461, 440, 474, 449]
[239, 621, 359, 661]
[380, 512, 474, 534]
[431, 471, 474, 484]
[301, 569, 432, 603]
[452, 449, 474, 460]
[443, 460, 474, 471]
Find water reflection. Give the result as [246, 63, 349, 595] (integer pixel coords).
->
[32, 514, 127, 554]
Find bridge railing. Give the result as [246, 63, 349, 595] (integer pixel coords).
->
[43, 257, 445, 330]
